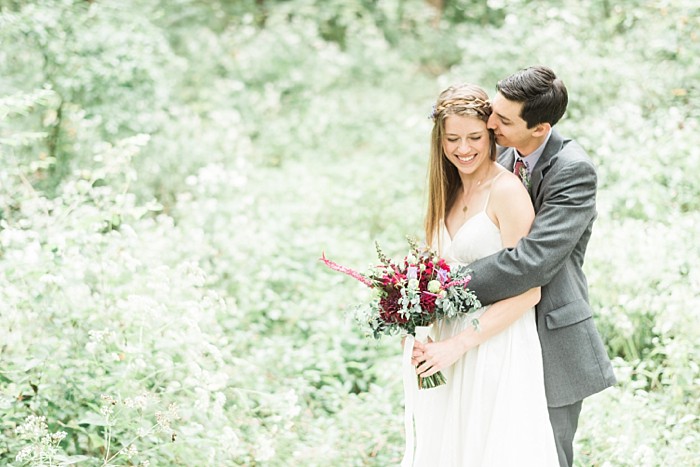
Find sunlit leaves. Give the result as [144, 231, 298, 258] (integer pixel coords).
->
[1, 0, 699, 465]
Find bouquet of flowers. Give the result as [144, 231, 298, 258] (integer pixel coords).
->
[321, 237, 481, 389]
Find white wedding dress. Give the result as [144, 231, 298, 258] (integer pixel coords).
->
[411, 198, 559, 466]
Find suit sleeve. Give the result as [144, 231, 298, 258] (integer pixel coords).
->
[467, 157, 598, 306]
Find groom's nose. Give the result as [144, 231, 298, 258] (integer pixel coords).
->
[486, 113, 497, 130]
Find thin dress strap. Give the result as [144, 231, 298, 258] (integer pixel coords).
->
[482, 170, 508, 212]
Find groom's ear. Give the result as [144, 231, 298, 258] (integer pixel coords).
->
[531, 122, 551, 137]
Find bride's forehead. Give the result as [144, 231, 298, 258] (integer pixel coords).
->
[443, 115, 486, 133]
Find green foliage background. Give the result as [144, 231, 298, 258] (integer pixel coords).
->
[1, 0, 698, 465]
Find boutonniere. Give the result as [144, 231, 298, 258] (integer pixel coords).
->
[517, 165, 531, 189]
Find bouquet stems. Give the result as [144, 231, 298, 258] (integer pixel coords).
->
[414, 325, 447, 390]
[418, 371, 447, 389]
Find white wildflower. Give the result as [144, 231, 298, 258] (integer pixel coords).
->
[221, 426, 240, 450]
[15, 446, 33, 462]
[101, 394, 117, 405]
[155, 403, 179, 433]
[124, 392, 150, 410]
[51, 431, 67, 444]
[125, 443, 139, 459]
[255, 436, 275, 462]
[16, 415, 48, 438]
[193, 387, 210, 411]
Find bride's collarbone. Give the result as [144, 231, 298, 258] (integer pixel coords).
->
[446, 181, 497, 238]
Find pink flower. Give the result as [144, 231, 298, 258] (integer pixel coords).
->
[320, 253, 374, 287]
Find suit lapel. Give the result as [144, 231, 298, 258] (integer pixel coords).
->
[529, 129, 564, 201]
[497, 146, 516, 172]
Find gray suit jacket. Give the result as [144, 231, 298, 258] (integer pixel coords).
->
[468, 129, 616, 407]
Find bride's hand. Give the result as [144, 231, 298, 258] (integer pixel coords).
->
[402, 336, 430, 366]
[415, 337, 465, 377]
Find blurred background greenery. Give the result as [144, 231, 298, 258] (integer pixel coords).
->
[1, 0, 698, 465]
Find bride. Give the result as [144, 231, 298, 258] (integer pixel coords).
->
[408, 83, 558, 466]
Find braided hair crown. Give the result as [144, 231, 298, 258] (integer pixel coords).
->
[430, 83, 492, 123]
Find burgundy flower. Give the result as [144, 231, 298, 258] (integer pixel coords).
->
[420, 292, 437, 314]
[379, 288, 407, 324]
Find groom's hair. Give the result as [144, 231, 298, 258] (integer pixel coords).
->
[497, 66, 568, 129]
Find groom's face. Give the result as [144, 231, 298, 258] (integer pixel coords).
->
[487, 93, 536, 153]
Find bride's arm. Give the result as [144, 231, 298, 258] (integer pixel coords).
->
[416, 172, 540, 377]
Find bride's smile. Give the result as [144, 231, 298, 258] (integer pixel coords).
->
[456, 154, 476, 162]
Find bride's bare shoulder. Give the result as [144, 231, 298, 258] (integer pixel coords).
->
[491, 168, 528, 197]
[488, 168, 533, 219]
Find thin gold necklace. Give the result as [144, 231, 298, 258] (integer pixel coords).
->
[461, 167, 491, 214]
[461, 180, 481, 214]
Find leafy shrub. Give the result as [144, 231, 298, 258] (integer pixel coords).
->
[1, 0, 698, 465]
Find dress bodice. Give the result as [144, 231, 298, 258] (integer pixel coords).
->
[441, 211, 502, 267]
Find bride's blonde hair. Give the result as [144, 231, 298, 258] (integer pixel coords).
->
[425, 84, 496, 250]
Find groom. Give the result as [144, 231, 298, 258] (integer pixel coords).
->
[455, 66, 615, 466]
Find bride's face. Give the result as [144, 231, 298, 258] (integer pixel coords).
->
[442, 115, 490, 175]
